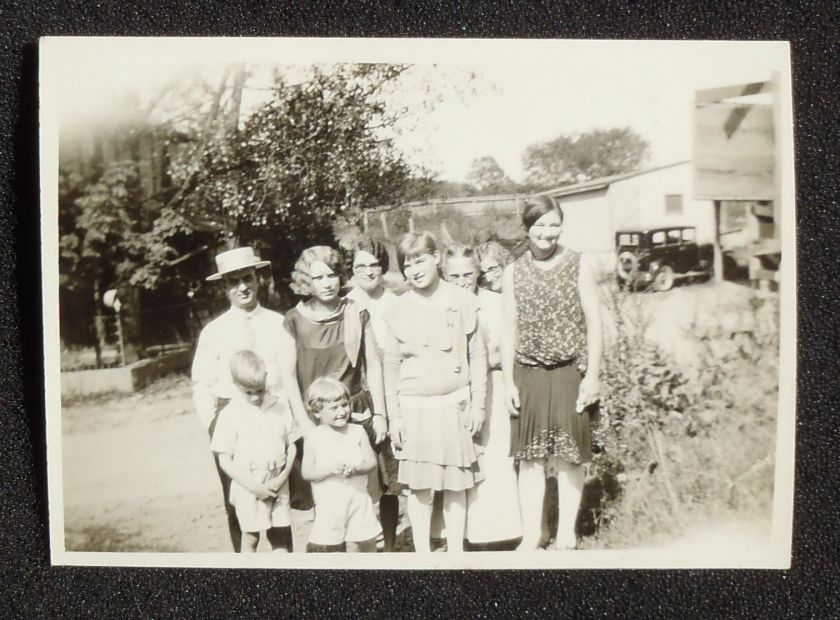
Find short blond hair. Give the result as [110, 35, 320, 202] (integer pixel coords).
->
[229, 350, 266, 389]
[305, 376, 350, 417]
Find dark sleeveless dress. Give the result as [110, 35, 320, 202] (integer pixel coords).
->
[284, 300, 400, 510]
[509, 248, 592, 465]
[283, 302, 373, 418]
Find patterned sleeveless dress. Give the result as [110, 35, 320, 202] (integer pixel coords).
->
[510, 247, 592, 465]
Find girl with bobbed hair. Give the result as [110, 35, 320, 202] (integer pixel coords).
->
[474, 240, 513, 293]
[501, 195, 603, 551]
[382, 231, 487, 553]
[289, 246, 346, 298]
[342, 234, 402, 551]
[279, 245, 388, 518]
[442, 243, 523, 550]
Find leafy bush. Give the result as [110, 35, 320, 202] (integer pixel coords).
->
[583, 284, 779, 548]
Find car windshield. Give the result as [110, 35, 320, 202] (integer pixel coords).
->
[618, 233, 639, 246]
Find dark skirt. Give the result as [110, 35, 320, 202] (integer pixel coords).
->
[509, 362, 591, 465]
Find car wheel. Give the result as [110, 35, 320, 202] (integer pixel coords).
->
[653, 265, 674, 292]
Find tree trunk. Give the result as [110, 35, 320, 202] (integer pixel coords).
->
[92, 280, 106, 368]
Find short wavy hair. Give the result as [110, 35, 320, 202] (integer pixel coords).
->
[305, 376, 350, 416]
[343, 234, 390, 273]
[289, 245, 345, 297]
[396, 231, 438, 276]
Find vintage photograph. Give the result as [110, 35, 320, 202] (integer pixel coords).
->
[40, 38, 795, 568]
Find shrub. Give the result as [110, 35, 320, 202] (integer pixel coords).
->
[583, 283, 779, 548]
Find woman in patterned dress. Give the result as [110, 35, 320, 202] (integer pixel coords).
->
[500, 196, 603, 550]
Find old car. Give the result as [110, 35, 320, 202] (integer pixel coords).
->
[615, 226, 714, 292]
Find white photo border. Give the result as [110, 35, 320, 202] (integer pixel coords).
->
[40, 36, 796, 569]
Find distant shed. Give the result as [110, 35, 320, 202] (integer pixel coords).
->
[540, 161, 716, 258]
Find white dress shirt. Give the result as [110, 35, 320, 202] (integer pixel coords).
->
[191, 304, 285, 432]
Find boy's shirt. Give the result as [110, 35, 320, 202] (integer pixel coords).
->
[210, 394, 300, 471]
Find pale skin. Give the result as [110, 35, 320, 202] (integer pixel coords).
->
[500, 208, 603, 550]
[479, 256, 504, 294]
[444, 255, 501, 367]
[216, 382, 297, 553]
[385, 249, 485, 552]
[501, 210, 602, 416]
[279, 259, 388, 441]
[223, 269, 259, 313]
[301, 396, 378, 552]
[388, 250, 485, 446]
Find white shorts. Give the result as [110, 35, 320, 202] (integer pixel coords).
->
[309, 479, 381, 546]
[230, 472, 291, 533]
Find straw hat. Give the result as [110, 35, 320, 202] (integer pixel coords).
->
[205, 247, 271, 281]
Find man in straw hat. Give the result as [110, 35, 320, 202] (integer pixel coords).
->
[191, 246, 287, 552]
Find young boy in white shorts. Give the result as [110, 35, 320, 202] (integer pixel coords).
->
[211, 350, 298, 552]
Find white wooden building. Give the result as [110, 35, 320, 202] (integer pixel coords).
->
[541, 161, 716, 266]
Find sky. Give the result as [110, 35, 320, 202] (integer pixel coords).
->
[45, 38, 790, 184]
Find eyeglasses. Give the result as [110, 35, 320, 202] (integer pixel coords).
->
[353, 263, 382, 274]
[481, 265, 503, 277]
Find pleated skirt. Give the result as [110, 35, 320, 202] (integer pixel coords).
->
[395, 386, 482, 492]
[510, 362, 591, 465]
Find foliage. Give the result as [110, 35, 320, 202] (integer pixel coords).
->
[169, 64, 415, 281]
[522, 127, 650, 189]
[59, 160, 147, 293]
[584, 285, 779, 548]
[465, 156, 518, 195]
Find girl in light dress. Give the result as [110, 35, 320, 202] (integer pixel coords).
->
[302, 377, 382, 552]
[442, 245, 522, 551]
[381, 232, 487, 553]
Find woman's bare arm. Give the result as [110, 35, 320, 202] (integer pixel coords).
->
[576, 253, 603, 411]
[500, 264, 520, 415]
[278, 327, 316, 434]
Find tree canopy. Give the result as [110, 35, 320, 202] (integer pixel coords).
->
[522, 127, 650, 189]
[465, 156, 518, 195]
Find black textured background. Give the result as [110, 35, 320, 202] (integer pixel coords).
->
[3, 2, 838, 617]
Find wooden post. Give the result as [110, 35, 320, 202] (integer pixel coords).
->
[771, 71, 782, 243]
[379, 212, 389, 239]
[115, 311, 127, 367]
[713, 200, 724, 282]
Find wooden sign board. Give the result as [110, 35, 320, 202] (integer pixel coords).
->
[693, 82, 775, 201]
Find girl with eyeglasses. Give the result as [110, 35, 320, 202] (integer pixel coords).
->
[342, 235, 402, 552]
[442, 245, 523, 551]
[381, 232, 487, 552]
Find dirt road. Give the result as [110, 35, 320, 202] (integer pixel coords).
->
[61, 375, 318, 552]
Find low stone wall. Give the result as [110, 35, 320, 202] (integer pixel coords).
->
[61, 348, 193, 399]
